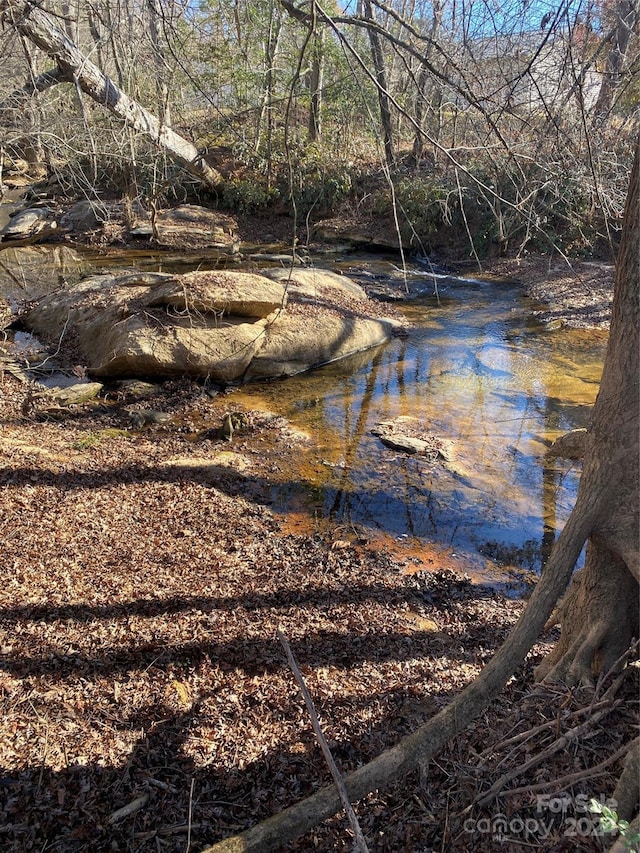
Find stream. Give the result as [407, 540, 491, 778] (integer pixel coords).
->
[234, 259, 606, 589]
[0, 244, 607, 591]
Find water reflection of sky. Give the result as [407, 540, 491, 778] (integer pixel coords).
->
[0, 240, 606, 586]
[237, 272, 607, 584]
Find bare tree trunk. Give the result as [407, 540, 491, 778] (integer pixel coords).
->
[60, 0, 98, 182]
[255, 5, 282, 177]
[412, 64, 430, 162]
[308, 28, 325, 142]
[17, 37, 48, 172]
[0, 0, 223, 189]
[593, 0, 639, 122]
[146, 0, 172, 127]
[363, 0, 394, 166]
[412, 0, 443, 163]
[535, 140, 640, 684]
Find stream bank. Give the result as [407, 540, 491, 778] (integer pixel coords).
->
[0, 200, 626, 853]
[0, 241, 611, 587]
[1, 354, 636, 853]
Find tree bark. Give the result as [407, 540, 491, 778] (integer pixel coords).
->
[535, 139, 640, 684]
[308, 29, 325, 142]
[593, 0, 639, 122]
[0, 0, 223, 190]
[363, 0, 395, 166]
[146, 0, 172, 127]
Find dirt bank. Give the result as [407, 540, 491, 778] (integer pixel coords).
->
[464, 256, 615, 330]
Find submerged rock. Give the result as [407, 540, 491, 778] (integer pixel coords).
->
[372, 418, 454, 459]
[0, 245, 89, 306]
[546, 428, 587, 460]
[372, 417, 476, 485]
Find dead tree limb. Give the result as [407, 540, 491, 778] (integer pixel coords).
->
[279, 631, 371, 853]
[0, 0, 223, 190]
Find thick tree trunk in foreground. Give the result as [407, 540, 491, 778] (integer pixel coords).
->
[535, 141, 639, 683]
[201, 143, 639, 852]
[0, 0, 223, 190]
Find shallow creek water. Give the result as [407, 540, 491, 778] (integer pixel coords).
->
[235, 261, 606, 588]
[1, 245, 607, 589]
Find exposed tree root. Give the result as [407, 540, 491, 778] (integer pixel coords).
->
[613, 736, 640, 823]
[535, 540, 639, 686]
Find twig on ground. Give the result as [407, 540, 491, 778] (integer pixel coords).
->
[474, 702, 622, 807]
[186, 777, 195, 852]
[107, 792, 150, 825]
[278, 630, 371, 853]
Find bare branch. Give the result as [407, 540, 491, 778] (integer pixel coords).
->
[0, 0, 223, 189]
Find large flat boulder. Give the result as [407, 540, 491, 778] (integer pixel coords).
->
[264, 268, 368, 302]
[23, 267, 397, 381]
[245, 309, 394, 380]
[128, 204, 239, 249]
[312, 217, 404, 251]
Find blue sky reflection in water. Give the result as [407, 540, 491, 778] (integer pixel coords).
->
[235, 268, 607, 586]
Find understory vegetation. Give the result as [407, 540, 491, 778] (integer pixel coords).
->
[1, 0, 638, 257]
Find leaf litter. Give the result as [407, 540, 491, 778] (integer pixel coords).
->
[0, 370, 637, 852]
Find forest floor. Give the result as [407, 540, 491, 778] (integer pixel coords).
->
[0, 247, 637, 853]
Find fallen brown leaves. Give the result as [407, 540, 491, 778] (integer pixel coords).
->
[0, 374, 636, 852]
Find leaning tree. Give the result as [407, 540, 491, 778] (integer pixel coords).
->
[0, 0, 223, 189]
[199, 142, 639, 852]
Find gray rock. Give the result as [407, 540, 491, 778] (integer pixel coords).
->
[371, 419, 455, 459]
[49, 382, 103, 406]
[59, 200, 103, 232]
[0, 207, 57, 242]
